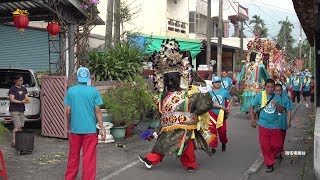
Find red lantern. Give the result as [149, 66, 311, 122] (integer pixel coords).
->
[47, 22, 61, 38]
[13, 15, 29, 32]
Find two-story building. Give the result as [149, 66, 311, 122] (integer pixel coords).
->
[91, 0, 249, 74]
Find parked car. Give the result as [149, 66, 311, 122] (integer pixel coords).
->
[0, 69, 41, 123]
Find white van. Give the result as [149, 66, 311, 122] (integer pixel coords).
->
[0, 69, 41, 123]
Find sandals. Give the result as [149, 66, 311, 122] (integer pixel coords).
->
[11, 142, 16, 148]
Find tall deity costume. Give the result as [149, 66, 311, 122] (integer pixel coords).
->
[237, 36, 270, 113]
[139, 39, 213, 172]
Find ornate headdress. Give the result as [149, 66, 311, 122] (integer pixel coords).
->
[150, 39, 191, 93]
[246, 35, 264, 63]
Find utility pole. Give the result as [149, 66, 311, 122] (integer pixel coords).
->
[206, 0, 211, 68]
[240, 21, 244, 61]
[299, 24, 302, 59]
[217, 0, 223, 75]
[105, 0, 114, 51]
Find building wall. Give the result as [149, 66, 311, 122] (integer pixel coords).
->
[0, 24, 57, 72]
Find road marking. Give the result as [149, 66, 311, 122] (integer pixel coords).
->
[101, 160, 141, 180]
[101, 108, 242, 180]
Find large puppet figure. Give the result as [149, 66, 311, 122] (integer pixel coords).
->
[138, 39, 213, 173]
[237, 36, 270, 113]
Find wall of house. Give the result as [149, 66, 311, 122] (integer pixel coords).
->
[0, 24, 57, 72]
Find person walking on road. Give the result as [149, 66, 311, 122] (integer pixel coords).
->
[301, 74, 312, 108]
[208, 76, 232, 155]
[291, 73, 302, 104]
[250, 79, 284, 173]
[64, 67, 106, 180]
[9, 75, 29, 148]
[274, 84, 294, 160]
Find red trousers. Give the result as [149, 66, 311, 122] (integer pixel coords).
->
[258, 126, 282, 166]
[208, 111, 228, 148]
[65, 133, 98, 180]
[145, 140, 197, 169]
[280, 130, 287, 153]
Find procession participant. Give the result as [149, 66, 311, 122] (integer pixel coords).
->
[207, 76, 232, 154]
[274, 84, 294, 160]
[64, 67, 106, 180]
[250, 79, 284, 173]
[301, 74, 312, 108]
[220, 70, 233, 92]
[291, 73, 302, 104]
[237, 36, 270, 113]
[138, 39, 213, 173]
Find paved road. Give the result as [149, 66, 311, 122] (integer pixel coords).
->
[101, 108, 262, 180]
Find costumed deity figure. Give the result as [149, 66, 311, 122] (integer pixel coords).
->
[138, 39, 213, 172]
[237, 35, 270, 112]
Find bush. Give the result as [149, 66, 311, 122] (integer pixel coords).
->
[88, 42, 144, 81]
[104, 76, 157, 126]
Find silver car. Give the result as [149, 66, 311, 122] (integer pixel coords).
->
[0, 69, 41, 123]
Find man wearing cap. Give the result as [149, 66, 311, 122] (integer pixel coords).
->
[291, 73, 302, 104]
[208, 76, 232, 154]
[301, 74, 312, 108]
[64, 67, 106, 180]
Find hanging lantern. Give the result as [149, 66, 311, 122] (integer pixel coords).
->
[47, 22, 61, 38]
[12, 9, 29, 32]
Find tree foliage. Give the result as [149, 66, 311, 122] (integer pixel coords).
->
[276, 17, 295, 58]
[249, 15, 268, 38]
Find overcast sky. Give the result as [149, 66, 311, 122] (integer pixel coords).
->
[238, 0, 305, 44]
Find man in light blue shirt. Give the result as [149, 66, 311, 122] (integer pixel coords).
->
[301, 74, 312, 108]
[64, 67, 106, 180]
[220, 70, 233, 92]
[250, 79, 284, 173]
[274, 84, 294, 159]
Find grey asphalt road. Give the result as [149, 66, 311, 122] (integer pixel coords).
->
[100, 108, 262, 180]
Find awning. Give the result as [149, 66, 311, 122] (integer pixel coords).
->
[128, 33, 202, 59]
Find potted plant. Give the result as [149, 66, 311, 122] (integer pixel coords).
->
[105, 76, 157, 140]
[148, 110, 161, 129]
[100, 95, 112, 123]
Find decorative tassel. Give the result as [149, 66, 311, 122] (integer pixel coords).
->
[177, 130, 187, 156]
[191, 130, 195, 139]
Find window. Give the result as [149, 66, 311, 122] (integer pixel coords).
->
[0, 70, 35, 88]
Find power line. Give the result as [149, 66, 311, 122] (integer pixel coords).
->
[248, 0, 279, 23]
[243, 1, 296, 15]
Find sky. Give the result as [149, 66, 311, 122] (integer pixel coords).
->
[238, 0, 305, 45]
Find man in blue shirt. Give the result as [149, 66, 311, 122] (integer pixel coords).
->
[220, 70, 233, 92]
[302, 74, 312, 108]
[250, 79, 284, 173]
[291, 72, 302, 104]
[64, 67, 106, 180]
[208, 76, 232, 155]
[274, 84, 294, 159]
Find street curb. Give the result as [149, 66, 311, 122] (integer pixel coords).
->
[241, 153, 264, 180]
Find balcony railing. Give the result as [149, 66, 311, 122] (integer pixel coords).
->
[167, 18, 187, 34]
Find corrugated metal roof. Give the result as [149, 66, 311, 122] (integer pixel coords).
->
[0, 0, 104, 25]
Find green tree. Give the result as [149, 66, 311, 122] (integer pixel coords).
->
[291, 40, 315, 72]
[249, 15, 268, 38]
[277, 17, 295, 58]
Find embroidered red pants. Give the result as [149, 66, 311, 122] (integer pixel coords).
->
[65, 133, 98, 180]
[145, 140, 197, 169]
[258, 126, 282, 166]
[208, 111, 228, 148]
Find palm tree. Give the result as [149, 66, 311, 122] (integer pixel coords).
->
[277, 17, 294, 58]
[249, 15, 268, 38]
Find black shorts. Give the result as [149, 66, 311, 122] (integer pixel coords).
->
[303, 91, 311, 97]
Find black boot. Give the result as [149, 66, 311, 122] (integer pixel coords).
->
[210, 148, 216, 156]
[222, 144, 226, 152]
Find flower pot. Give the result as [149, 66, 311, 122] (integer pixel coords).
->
[125, 124, 134, 138]
[110, 126, 126, 140]
[148, 119, 160, 129]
